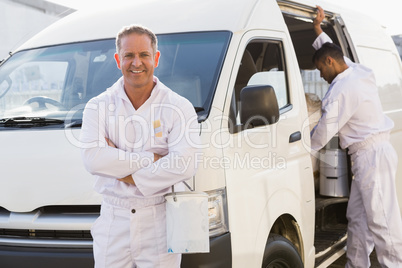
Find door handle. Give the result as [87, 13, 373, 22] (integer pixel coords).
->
[289, 131, 301, 143]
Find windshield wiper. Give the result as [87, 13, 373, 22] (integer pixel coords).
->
[64, 119, 82, 128]
[0, 117, 65, 128]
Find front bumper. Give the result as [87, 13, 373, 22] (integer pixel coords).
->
[0, 232, 231, 268]
[0, 245, 94, 268]
[181, 232, 232, 268]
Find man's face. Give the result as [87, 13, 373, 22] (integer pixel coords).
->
[315, 57, 337, 84]
[115, 33, 160, 90]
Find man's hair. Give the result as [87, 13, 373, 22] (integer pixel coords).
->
[312, 42, 344, 63]
[116, 24, 158, 55]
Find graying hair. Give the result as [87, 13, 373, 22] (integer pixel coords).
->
[115, 24, 158, 55]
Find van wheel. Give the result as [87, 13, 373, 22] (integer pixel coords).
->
[262, 234, 303, 268]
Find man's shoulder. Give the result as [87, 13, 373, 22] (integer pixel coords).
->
[347, 65, 376, 88]
[332, 67, 376, 101]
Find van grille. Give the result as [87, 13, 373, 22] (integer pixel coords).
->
[0, 229, 92, 240]
[0, 205, 99, 241]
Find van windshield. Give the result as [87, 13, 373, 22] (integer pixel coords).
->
[0, 31, 230, 128]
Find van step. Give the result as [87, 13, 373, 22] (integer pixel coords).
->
[314, 196, 348, 266]
[315, 223, 347, 254]
[315, 228, 347, 267]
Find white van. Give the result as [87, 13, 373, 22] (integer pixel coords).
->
[0, 0, 401, 267]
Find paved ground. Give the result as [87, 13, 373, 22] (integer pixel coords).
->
[328, 250, 380, 267]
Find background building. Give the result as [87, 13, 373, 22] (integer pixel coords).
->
[0, 0, 74, 61]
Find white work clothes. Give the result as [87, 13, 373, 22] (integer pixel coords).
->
[311, 33, 402, 267]
[91, 197, 180, 268]
[80, 76, 200, 267]
[80, 76, 200, 198]
[346, 133, 402, 267]
[311, 33, 394, 151]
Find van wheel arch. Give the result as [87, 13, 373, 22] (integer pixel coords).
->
[262, 214, 304, 267]
[262, 234, 303, 268]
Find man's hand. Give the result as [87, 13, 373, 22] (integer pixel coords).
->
[153, 153, 163, 162]
[105, 137, 116, 148]
[313, 5, 325, 36]
[118, 175, 136, 185]
[117, 153, 162, 185]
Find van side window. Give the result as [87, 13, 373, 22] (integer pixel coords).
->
[229, 40, 289, 126]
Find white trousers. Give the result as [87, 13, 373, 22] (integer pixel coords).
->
[91, 196, 181, 268]
[346, 136, 402, 268]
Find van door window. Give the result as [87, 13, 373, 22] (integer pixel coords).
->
[230, 40, 289, 126]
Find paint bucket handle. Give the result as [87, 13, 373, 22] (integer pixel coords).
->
[171, 181, 194, 202]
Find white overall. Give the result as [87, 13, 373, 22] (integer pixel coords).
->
[80, 77, 200, 267]
[311, 33, 402, 267]
[346, 133, 402, 267]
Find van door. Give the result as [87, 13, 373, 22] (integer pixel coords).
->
[221, 29, 315, 267]
[278, 0, 402, 216]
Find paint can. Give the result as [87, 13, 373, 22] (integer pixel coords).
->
[165, 190, 209, 253]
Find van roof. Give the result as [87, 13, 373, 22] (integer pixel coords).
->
[16, 0, 393, 54]
[17, 0, 287, 51]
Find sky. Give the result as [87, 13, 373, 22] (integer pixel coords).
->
[49, 0, 402, 35]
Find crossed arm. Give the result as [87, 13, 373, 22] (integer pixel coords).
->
[80, 97, 200, 196]
[104, 137, 162, 185]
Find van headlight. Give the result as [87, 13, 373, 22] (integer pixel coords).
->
[206, 188, 229, 237]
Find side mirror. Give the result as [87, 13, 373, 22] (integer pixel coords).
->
[240, 85, 279, 128]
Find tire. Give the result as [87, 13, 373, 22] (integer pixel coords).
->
[261, 234, 303, 268]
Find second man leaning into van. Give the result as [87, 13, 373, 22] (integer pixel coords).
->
[310, 6, 402, 268]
